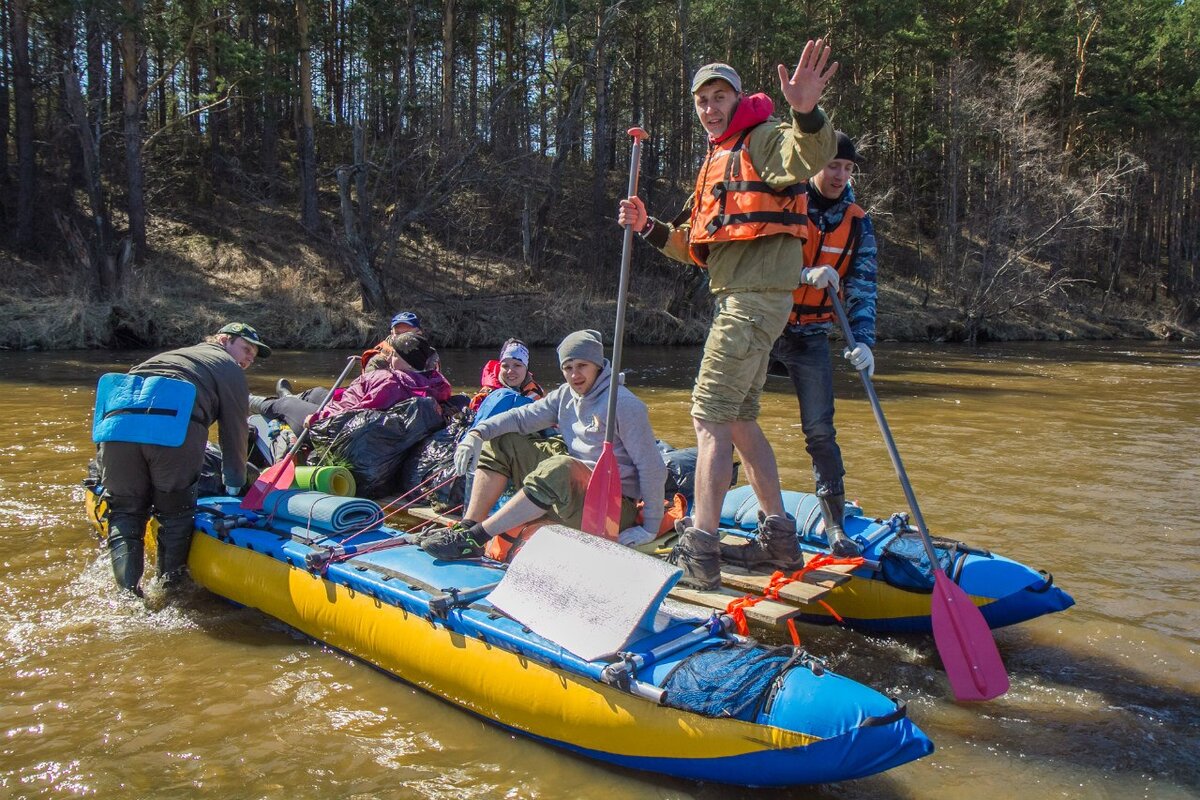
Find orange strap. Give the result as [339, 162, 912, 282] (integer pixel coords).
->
[723, 553, 867, 643]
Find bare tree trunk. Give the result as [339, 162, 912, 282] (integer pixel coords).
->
[404, 0, 416, 133]
[85, 5, 105, 125]
[337, 165, 387, 312]
[353, 120, 372, 249]
[64, 65, 119, 298]
[11, 0, 35, 246]
[296, 0, 319, 231]
[260, 12, 279, 188]
[441, 0, 455, 138]
[0, 0, 14, 188]
[120, 0, 146, 258]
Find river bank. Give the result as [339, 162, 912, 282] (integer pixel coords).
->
[2, 198, 1194, 352]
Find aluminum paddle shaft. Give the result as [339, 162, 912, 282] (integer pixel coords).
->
[602, 126, 650, 442]
[827, 290, 1008, 701]
[581, 127, 649, 540]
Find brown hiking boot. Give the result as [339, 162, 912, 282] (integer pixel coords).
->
[720, 511, 802, 571]
[818, 494, 861, 558]
[666, 519, 722, 591]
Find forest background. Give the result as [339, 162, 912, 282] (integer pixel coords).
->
[0, 0, 1196, 352]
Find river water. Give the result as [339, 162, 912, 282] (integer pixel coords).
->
[1, 342, 1197, 799]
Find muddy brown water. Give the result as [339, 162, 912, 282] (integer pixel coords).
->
[1, 342, 1197, 799]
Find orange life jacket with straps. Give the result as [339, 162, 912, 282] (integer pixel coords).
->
[789, 203, 866, 326]
[688, 127, 809, 267]
[359, 338, 395, 372]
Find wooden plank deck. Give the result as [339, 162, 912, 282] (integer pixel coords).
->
[398, 504, 857, 626]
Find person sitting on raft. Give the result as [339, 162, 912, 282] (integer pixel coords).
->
[360, 310, 424, 372]
[251, 332, 451, 431]
[419, 329, 667, 560]
[469, 338, 545, 412]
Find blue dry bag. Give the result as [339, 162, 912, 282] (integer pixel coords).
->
[92, 373, 197, 446]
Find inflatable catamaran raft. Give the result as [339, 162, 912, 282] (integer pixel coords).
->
[407, 483, 1075, 636]
[85, 488, 933, 786]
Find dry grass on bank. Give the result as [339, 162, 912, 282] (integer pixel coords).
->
[1, 192, 1193, 351]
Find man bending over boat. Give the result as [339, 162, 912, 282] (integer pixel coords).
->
[93, 322, 271, 595]
[418, 329, 666, 559]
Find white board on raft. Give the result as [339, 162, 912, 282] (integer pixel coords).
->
[487, 524, 683, 662]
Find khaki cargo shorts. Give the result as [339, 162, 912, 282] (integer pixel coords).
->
[691, 290, 793, 423]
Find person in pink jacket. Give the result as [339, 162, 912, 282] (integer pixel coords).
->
[253, 333, 451, 430]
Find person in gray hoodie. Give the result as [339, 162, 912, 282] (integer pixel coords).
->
[419, 329, 667, 560]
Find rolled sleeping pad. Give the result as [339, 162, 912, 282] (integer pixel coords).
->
[258, 490, 382, 535]
[293, 465, 357, 497]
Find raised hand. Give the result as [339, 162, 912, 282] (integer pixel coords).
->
[777, 39, 839, 114]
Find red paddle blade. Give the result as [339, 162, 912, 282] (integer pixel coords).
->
[580, 444, 622, 541]
[932, 572, 1010, 701]
[240, 455, 296, 511]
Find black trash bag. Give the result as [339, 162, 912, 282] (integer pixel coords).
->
[306, 397, 446, 498]
[655, 439, 737, 506]
[659, 442, 700, 505]
[399, 413, 474, 512]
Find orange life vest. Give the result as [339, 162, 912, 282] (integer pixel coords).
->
[484, 521, 544, 562]
[688, 127, 809, 267]
[789, 203, 866, 326]
[359, 338, 395, 372]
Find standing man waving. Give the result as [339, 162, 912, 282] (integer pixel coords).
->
[619, 41, 838, 589]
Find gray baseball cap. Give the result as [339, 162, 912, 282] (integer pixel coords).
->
[690, 63, 742, 94]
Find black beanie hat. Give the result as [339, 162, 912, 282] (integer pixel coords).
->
[834, 131, 861, 164]
[386, 332, 437, 371]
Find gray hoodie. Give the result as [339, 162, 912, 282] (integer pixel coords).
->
[472, 363, 667, 535]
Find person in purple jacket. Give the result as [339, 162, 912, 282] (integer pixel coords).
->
[252, 333, 451, 431]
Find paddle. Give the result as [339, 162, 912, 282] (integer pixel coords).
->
[581, 126, 650, 540]
[241, 355, 359, 511]
[827, 291, 1009, 701]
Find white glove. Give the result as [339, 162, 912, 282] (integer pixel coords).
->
[225, 484, 242, 496]
[800, 266, 840, 291]
[844, 344, 875, 378]
[454, 433, 484, 476]
[617, 525, 658, 547]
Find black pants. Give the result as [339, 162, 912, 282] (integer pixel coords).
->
[260, 387, 328, 431]
[97, 424, 207, 590]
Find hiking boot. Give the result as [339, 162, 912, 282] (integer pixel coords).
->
[420, 521, 489, 560]
[819, 493, 861, 558]
[666, 519, 722, 591]
[249, 394, 271, 416]
[720, 511, 802, 571]
[275, 378, 295, 397]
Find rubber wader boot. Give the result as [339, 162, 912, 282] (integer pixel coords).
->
[720, 511, 803, 570]
[155, 510, 195, 587]
[667, 521, 722, 591]
[819, 493, 861, 558]
[275, 379, 295, 397]
[249, 394, 271, 416]
[107, 515, 147, 595]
